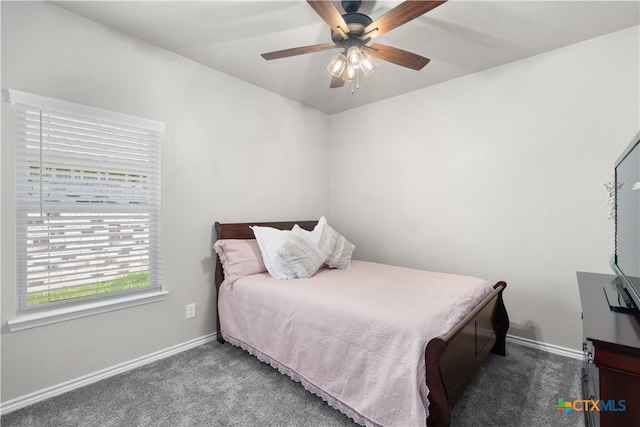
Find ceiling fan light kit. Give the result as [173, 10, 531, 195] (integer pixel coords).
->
[261, 0, 447, 91]
[327, 45, 378, 92]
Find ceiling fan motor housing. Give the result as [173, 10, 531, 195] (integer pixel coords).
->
[330, 12, 373, 45]
[342, 1, 362, 13]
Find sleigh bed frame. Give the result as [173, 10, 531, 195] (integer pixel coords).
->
[213, 220, 509, 427]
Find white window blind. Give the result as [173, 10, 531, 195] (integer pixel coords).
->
[11, 90, 165, 312]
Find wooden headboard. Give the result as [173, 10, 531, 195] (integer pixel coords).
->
[213, 220, 317, 343]
[214, 220, 317, 241]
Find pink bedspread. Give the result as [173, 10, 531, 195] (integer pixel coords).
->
[218, 260, 493, 427]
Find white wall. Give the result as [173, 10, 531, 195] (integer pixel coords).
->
[330, 26, 640, 351]
[1, 1, 329, 403]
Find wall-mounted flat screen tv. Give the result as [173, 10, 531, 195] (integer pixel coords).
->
[614, 131, 640, 311]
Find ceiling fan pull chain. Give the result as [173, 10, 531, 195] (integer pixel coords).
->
[350, 73, 360, 95]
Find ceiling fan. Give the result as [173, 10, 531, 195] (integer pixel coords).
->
[261, 0, 447, 90]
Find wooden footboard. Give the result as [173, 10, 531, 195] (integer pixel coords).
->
[425, 281, 509, 427]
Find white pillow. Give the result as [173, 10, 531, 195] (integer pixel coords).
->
[277, 226, 327, 278]
[251, 218, 354, 279]
[250, 225, 297, 280]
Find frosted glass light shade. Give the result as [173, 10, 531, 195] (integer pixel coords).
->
[327, 53, 347, 78]
[346, 46, 361, 66]
[359, 51, 378, 76]
[343, 64, 359, 82]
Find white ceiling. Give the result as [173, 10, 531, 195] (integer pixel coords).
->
[49, 1, 640, 114]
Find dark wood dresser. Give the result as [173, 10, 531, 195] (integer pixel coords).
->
[577, 271, 640, 427]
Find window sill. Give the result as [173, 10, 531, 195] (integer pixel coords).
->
[7, 290, 169, 332]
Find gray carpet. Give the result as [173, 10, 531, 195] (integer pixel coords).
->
[2, 341, 584, 427]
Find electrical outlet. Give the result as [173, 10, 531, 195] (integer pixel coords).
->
[186, 303, 196, 319]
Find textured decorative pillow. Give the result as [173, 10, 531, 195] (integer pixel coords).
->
[307, 216, 328, 245]
[250, 225, 297, 280]
[317, 223, 355, 270]
[212, 239, 266, 286]
[277, 225, 327, 278]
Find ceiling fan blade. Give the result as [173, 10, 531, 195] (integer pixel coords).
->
[307, 0, 350, 40]
[261, 43, 338, 60]
[330, 74, 345, 89]
[363, 1, 447, 39]
[366, 43, 430, 70]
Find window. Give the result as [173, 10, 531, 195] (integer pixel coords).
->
[9, 90, 166, 328]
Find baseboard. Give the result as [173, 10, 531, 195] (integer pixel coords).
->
[506, 334, 583, 360]
[0, 333, 218, 416]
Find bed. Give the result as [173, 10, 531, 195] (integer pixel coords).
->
[213, 220, 508, 427]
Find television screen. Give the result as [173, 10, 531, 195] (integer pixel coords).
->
[614, 131, 640, 310]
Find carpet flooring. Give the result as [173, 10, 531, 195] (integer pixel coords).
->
[2, 341, 584, 427]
